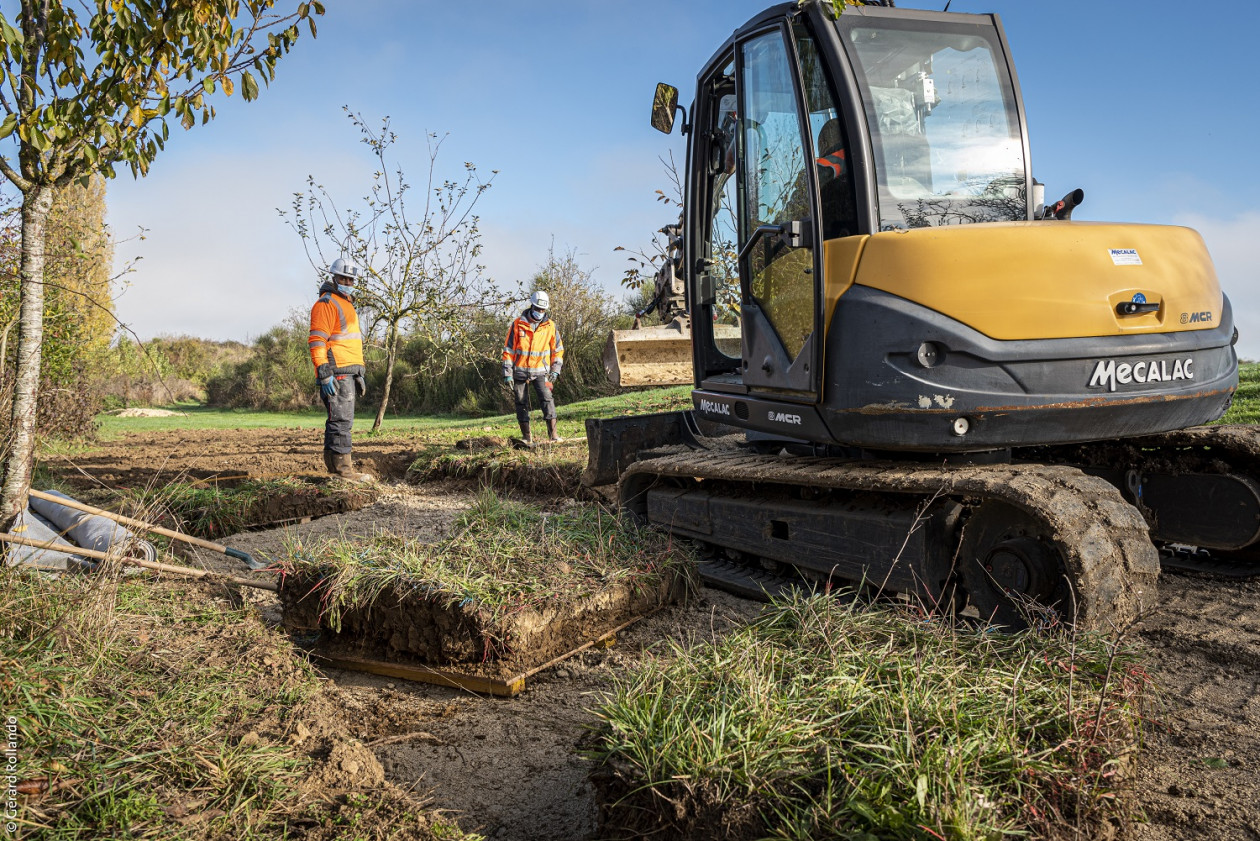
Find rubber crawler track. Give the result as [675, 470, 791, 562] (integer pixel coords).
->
[1032, 424, 1260, 477]
[623, 448, 1160, 631]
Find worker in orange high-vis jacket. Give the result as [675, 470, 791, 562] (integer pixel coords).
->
[309, 257, 372, 482]
[501, 290, 564, 444]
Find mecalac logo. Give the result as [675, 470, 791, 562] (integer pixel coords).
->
[699, 399, 730, 416]
[1088, 358, 1193, 392]
[767, 410, 803, 425]
[1180, 311, 1213, 324]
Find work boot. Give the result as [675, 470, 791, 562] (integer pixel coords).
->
[518, 419, 532, 444]
[546, 418, 562, 442]
[322, 450, 337, 475]
[331, 452, 373, 484]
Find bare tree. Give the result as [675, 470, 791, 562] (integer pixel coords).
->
[282, 110, 495, 432]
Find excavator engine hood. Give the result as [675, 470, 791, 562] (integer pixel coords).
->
[845, 221, 1225, 342]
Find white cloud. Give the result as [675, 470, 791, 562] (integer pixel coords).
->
[1173, 211, 1260, 361]
[108, 143, 380, 341]
[105, 129, 673, 342]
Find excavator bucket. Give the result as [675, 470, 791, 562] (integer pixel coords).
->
[603, 319, 693, 387]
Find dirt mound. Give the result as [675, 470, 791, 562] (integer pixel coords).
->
[455, 435, 509, 449]
[303, 741, 386, 792]
[408, 441, 588, 498]
[114, 407, 188, 417]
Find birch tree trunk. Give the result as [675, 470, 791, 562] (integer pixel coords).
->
[1, 186, 54, 530]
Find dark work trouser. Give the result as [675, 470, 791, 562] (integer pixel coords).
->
[321, 375, 356, 454]
[512, 375, 556, 424]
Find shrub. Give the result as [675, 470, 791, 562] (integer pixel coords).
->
[205, 314, 318, 410]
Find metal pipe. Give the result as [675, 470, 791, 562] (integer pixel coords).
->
[27, 488, 261, 569]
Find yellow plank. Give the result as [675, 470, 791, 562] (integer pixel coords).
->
[313, 653, 525, 697]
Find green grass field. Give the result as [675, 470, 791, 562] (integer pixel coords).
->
[1222, 361, 1260, 424]
[1, 573, 476, 840]
[94, 386, 694, 440]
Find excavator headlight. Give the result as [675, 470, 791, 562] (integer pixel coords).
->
[952, 417, 970, 436]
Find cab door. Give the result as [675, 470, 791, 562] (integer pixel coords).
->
[735, 26, 822, 397]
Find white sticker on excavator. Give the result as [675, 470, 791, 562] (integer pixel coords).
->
[1109, 248, 1143, 266]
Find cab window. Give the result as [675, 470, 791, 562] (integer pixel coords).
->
[739, 29, 816, 361]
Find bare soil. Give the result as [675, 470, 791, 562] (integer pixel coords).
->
[47, 426, 420, 489]
[45, 427, 1260, 840]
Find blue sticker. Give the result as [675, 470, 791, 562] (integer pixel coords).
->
[1132, 293, 1147, 304]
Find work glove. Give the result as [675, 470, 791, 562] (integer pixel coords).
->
[354, 373, 367, 398]
[503, 375, 513, 387]
[319, 375, 337, 398]
[547, 372, 558, 383]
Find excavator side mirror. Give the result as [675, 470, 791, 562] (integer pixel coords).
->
[651, 83, 680, 134]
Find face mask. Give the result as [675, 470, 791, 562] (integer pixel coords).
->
[530, 308, 545, 321]
[337, 283, 356, 300]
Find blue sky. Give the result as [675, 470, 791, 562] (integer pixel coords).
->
[103, 0, 1260, 356]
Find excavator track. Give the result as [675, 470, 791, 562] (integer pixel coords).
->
[622, 447, 1160, 631]
[1033, 424, 1260, 480]
[1027, 424, 1260, 568]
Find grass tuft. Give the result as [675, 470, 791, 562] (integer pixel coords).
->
[590, 593, 1147, 841]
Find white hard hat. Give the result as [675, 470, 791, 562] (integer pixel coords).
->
[328, 257, 361, 281]
[530, 290, 550, 310]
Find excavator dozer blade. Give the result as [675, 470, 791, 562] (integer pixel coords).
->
[603, 323, 693, 387]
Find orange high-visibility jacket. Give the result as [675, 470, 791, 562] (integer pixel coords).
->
[309, 288, 365, 372]
[501, 312, 564, 379]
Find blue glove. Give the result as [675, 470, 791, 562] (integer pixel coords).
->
[319, 375, 337, 397]
[503, 375, 513, 387]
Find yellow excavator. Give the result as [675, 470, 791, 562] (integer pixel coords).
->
[584, 0, 1251, 630]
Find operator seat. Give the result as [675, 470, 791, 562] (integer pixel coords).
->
[816, 118, 857, 240]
